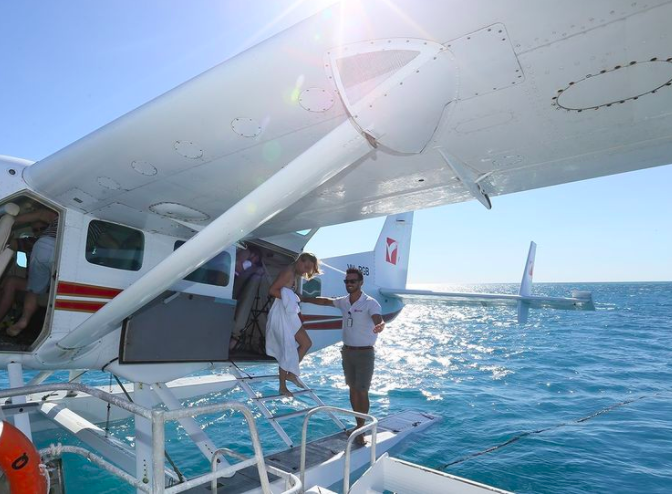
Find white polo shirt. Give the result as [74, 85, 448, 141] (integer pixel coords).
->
[333, 292, 382, 347]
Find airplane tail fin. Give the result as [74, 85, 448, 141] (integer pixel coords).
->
[373, 213, 413, 289]
[517, 241, 536, 323]
[323, 212, 413, 289]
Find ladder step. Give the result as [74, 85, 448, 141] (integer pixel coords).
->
[272, 406, 318, 421]
[254, 390, 312, 402]
[237, 374, 279, 383]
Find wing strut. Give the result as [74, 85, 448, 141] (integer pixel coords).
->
[39, 120, 373, 362]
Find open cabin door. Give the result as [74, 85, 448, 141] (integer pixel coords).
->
[120, 243, 237, 363]
[0, 194, 61, 353]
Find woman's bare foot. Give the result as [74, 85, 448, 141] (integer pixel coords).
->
[6, 320, 27, 337]
[279, 386, 294, 397]
[287, 373, 304, 388]
[354, 434, 367, 446]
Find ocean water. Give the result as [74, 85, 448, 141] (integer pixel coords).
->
[3, 282, 672, 493]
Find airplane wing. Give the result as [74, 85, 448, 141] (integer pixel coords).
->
[21, 0, 672, 239]
[379, 288, 595, 311]
[381, 241, 595, 323]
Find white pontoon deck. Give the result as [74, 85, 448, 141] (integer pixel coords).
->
[0, 376, 512, 493]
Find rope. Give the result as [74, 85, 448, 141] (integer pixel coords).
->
[440, 393, 655, 470]
[231, 361, 253, 379]
[104, 373, 113, 437]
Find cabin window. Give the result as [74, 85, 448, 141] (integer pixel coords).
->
[85, 220, 144, 271]
[302, 277, 321, 297]
[174, 241, 231, 287]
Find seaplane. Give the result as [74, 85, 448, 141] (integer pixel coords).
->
[1, 0, 671, 492]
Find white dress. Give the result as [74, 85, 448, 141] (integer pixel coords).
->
[265, 287, 302, 376]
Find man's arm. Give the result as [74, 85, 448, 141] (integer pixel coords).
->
[301, 296, 336, 307]
[372, 314, 385, 333]
[14, 209, 56, 226]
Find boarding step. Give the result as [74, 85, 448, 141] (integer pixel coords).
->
[230, 366, 346, 448]
[187, 410, 440, 494]
[254, 389, 312, 402]
[272, 406, 319, 422]
[236, 374, 281, 383]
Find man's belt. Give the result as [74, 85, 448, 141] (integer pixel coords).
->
[342, 345, 374, 350]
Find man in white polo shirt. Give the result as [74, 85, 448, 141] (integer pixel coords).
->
[301, 268, 385, 444]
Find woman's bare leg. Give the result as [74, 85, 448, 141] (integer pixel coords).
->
[286, 328, 312, 388]
[278, 368, 293, 396]
[295, 328, 312, 362]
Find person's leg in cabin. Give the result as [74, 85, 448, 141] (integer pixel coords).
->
[0, 276, 27, 324]
[7, 292, 38, 336]
[7, 237, 55, 337]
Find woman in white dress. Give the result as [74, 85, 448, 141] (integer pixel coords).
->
[266, 252, 320, 396]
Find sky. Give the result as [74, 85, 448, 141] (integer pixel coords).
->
[1, 1, 670, 284]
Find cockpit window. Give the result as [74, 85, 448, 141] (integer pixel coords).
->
[85, 220, 144, 271]
[174, 241, 231, 287]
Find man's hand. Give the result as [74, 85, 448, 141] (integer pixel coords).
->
[373, 321, 385, 333]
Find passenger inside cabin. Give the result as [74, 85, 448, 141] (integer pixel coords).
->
[0, 220, 48, 328]
[0, 206, 58, 337]
[233, 245, 263, 299]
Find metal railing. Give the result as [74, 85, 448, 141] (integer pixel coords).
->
[40, 444, 151, 493]
[299, 406, 378, 493]
[0, 382, 301, 494]
[210, 448, 302, 494]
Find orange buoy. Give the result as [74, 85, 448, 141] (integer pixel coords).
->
[0, 421, 48, 494]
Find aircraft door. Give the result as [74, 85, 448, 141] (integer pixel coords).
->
[0, 195, 61, 352]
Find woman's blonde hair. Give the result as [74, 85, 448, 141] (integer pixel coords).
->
[295, 252, 321, 280]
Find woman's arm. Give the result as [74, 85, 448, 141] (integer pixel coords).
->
[269, 268, 293, 298]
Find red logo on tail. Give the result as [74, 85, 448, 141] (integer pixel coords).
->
[386, 238, 398, 265]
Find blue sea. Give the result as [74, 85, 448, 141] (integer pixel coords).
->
[3, 282, 672, 493]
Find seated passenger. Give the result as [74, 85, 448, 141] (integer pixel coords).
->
[233, 246, 263, 299]
[2, 207, 58, 337]
[0, 221, 48, 330]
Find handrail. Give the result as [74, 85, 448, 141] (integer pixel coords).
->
[154, 401, 273, 494]
[210, 449, 302, 494]
[0, 383, 152, 418]
[299, 406, 377, 494]
[2, 382, 299, 494]
[40, 444, 151, 493]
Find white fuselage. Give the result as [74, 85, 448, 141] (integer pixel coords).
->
[0, 156, 403, 383]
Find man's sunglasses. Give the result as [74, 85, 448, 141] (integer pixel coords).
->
[343, 279, 360, 284]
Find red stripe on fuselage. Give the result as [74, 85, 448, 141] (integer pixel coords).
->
[57, 281, 122, 299]
[303, 319, 343, 330]
[55, 299, 106, 313]
[301, 314, 342, 322]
